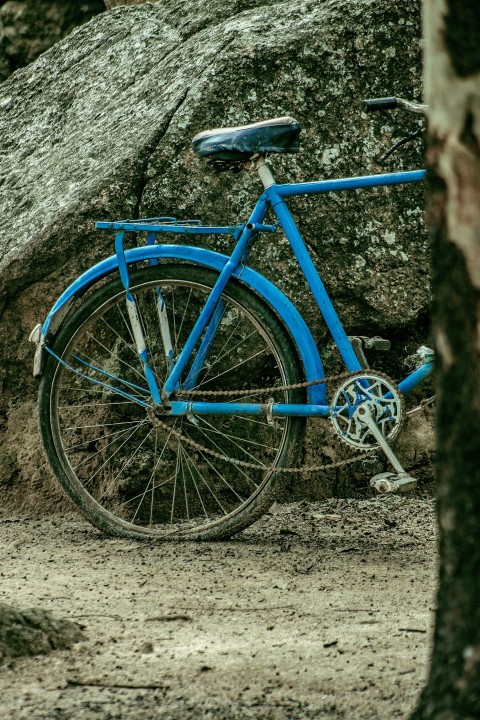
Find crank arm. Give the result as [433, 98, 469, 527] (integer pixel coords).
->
[354, 404, 406, 475]
[353, 404, 417, 493]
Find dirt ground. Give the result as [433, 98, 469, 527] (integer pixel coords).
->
[0, 496, 437, 719]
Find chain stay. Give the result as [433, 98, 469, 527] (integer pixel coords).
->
[179, 368, 434, 414]
[159, 369, 389, 474]
[152, 369, 431, 474]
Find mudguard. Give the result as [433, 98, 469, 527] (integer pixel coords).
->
[40, 244, 326, 403]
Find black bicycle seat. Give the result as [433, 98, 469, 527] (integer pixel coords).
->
[192, 116, 301, 162]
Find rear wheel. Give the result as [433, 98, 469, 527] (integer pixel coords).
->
[39, 264, 306, 539]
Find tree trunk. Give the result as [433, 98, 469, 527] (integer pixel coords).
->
[412, 1, 480, 717]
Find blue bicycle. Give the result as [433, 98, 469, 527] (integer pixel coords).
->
[30, 97, 433, 540]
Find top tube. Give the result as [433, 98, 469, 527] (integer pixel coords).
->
[274, 170, 425, 198]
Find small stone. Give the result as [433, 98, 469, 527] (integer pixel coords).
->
[139, 641, 154, 654]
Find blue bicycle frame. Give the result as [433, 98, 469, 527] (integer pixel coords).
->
[41, 168, 432, 418]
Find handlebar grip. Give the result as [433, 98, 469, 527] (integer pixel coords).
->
[362, 97, 398, 113]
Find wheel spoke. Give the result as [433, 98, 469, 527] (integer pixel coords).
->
[182, 448, 209, 520]
[43, 266, 301, 539]
[85, 331, 147, 384]
[196, 416, 277, 454]
[196, 445, 253, 499]
[192, 420, 266, 477]
[191, 348, 268, 388]
[194, 322, 252, 388]
[98, 425, 154, 502]
[71, 420, 147, 481]
[64, 424, 143, 452]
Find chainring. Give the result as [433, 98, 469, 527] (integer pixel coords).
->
[330, 371, 404, 450]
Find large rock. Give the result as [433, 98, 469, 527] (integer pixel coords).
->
[0, 0, 104, 81]
[0, 0, 432, 511]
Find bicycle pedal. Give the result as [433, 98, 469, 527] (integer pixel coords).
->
[370, 472, 417, 494]
[348, 335, 391, 350]
[348, 336, 391, 369]
[416, 345, 434, 363]
[364, 336, 391, 351]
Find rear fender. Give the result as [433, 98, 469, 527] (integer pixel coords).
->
[40, 245, 326, 403]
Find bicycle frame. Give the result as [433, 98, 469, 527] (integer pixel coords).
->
[40, 168, 433, 418]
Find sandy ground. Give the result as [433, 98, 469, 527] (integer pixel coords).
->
[0, 496, 437, 719]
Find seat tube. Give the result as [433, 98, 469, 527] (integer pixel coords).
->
[255, 156, 276, 189]
[266, 187, 362, 372]
[162, 198, 269, 398]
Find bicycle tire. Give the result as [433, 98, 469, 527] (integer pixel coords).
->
[38, 263, 306, 540]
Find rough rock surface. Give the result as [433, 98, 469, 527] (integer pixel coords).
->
[0, 0, 104, 81]
[0, 602, 83, 661]
[0, 0, 433, 513]
[104, 0, 151, 8]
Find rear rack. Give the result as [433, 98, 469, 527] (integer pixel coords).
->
[96, 216, 279, 240]
[95, 216, 246, 236]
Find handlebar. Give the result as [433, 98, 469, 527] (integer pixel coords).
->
[362, 97, 427, 115]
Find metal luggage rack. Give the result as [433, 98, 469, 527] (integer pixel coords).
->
[95, 216, 248, 237]
[95, 216, 279, 238]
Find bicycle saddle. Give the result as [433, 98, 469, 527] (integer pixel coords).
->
[192, 116, 301, 162]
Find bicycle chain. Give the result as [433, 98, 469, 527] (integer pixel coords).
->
[151, 414, 376, 474]
[176, 369, 356, 398]
[179, 368, 434, 415]
[152, 369, 409, 474]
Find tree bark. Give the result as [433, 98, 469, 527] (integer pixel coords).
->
[412, 1, 480, 717]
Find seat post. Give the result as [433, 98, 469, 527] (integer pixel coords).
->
[254, 156, 276, 188]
